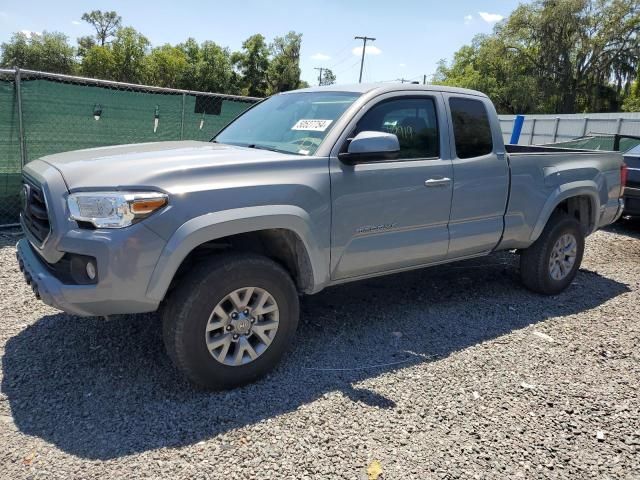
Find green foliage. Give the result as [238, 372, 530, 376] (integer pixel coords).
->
[623, 78, 640, 111]
[191, 41, 239, 94]
[145, 44, 188, 88]
[436, 0, 640, 114]
[76, 35, 96, 57]
[80, 45, 115, 79]
[0, 31, 76, 74]
[110, 27, 150, 83]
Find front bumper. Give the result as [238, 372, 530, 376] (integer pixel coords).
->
[16, 233, 164, 317]
[623, 186, 640, 216]
[17, 160, 169, 317]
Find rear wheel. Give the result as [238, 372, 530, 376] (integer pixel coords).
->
[162, 254, 299, 389]
[520, 212, 585, 295]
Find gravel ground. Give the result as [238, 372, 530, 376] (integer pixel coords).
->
[0, 221, 639, 479]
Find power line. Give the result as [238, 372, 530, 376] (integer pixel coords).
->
[326, 44, 355, 70]
[354, 36, 376, 83]
[334, 58, 361, 77]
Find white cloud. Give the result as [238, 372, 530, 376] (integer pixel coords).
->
[20, 30, 41, 38]
[464, 14, 473, 25]
[71, 20, 81, 25]
[311, 52, 331, 61]
[352, 45, 382, 56]
[399, 63, 406, 68]
[478, 11, 504, 23]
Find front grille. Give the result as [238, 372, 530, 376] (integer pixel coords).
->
[21, 177, 51, 245]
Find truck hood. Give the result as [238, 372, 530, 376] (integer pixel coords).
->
[38, 140, 300, 192]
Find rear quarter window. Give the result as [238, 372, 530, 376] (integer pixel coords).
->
[449, 98, 493, 159]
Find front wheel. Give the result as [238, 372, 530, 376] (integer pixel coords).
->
[520, 212, 585, 295]
[162, 254, 299, 389]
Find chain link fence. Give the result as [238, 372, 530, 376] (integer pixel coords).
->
[0, 68, 260, 225]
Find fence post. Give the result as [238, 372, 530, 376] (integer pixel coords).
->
[15, 67, 26, 168]
[552, 117, 560, 143]
[180, 93, 186, 140]
[582, 117, 589, 136]
[510, 115, 525, 144]
[529, 118, 536, 145]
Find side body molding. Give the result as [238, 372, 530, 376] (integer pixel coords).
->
[146, 205, 327, 301]
[529, 180, 600, 242]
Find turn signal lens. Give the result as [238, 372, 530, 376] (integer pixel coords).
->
[131, 197, 168, 215]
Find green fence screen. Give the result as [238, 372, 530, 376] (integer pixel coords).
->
[0, 76, 22, 223]
[0, 70, 258, 224]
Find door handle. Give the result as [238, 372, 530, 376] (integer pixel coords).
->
[424, 177, 451, 187]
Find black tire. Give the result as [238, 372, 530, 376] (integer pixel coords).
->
[162, 253, 299, 390]
[520, 212, 585, 295]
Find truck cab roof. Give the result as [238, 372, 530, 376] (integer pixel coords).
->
[285, 82, 489, 98]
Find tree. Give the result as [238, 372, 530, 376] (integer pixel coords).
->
[81, 10, 122, 46]
[110, 27, 150, 83]
[436, 0, 640, 114]
[0, 31, 76, 74]
[232, 34, 270, 97]
[267, 31, 304, 94]
[623, 77, 640, 111]
[319, 68, 336, 86]
[145, 44, 188, 88]
[176, 37, 201, 89]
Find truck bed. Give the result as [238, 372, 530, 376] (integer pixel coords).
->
[506, 144, 593, 154]
[499, 144, 624, 250]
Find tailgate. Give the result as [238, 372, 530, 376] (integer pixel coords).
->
[625, 155, 640, 188]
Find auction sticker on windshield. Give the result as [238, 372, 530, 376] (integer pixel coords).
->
[291, 119, 333, 131]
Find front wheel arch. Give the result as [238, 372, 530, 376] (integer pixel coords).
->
[146, 207, 326, 302]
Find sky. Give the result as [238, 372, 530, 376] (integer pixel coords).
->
[0, 0, 527, 86]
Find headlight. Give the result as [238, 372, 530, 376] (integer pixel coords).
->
[67, 192, 168, 228]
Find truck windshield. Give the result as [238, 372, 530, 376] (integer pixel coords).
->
[214, 91, 361, 156]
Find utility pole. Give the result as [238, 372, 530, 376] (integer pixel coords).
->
[423, 74, 427, 85]
[354, 36, 376, 83]
[314, 67, 325, 86]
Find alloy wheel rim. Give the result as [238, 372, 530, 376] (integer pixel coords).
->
[205, 287, 279, 366]
[548, 233, 578, 281]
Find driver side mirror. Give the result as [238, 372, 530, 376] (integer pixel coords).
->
[338, 131, 400, 165]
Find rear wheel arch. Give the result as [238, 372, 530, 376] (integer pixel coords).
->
[549, 194, 596, 235]
[531, 189, 599, 243]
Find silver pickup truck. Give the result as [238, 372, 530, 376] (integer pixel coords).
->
[16, 84, 625, 389]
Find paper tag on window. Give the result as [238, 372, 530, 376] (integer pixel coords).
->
[291, 119, 333, 131]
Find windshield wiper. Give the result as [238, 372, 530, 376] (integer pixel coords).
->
[246, 144, 290, 154]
